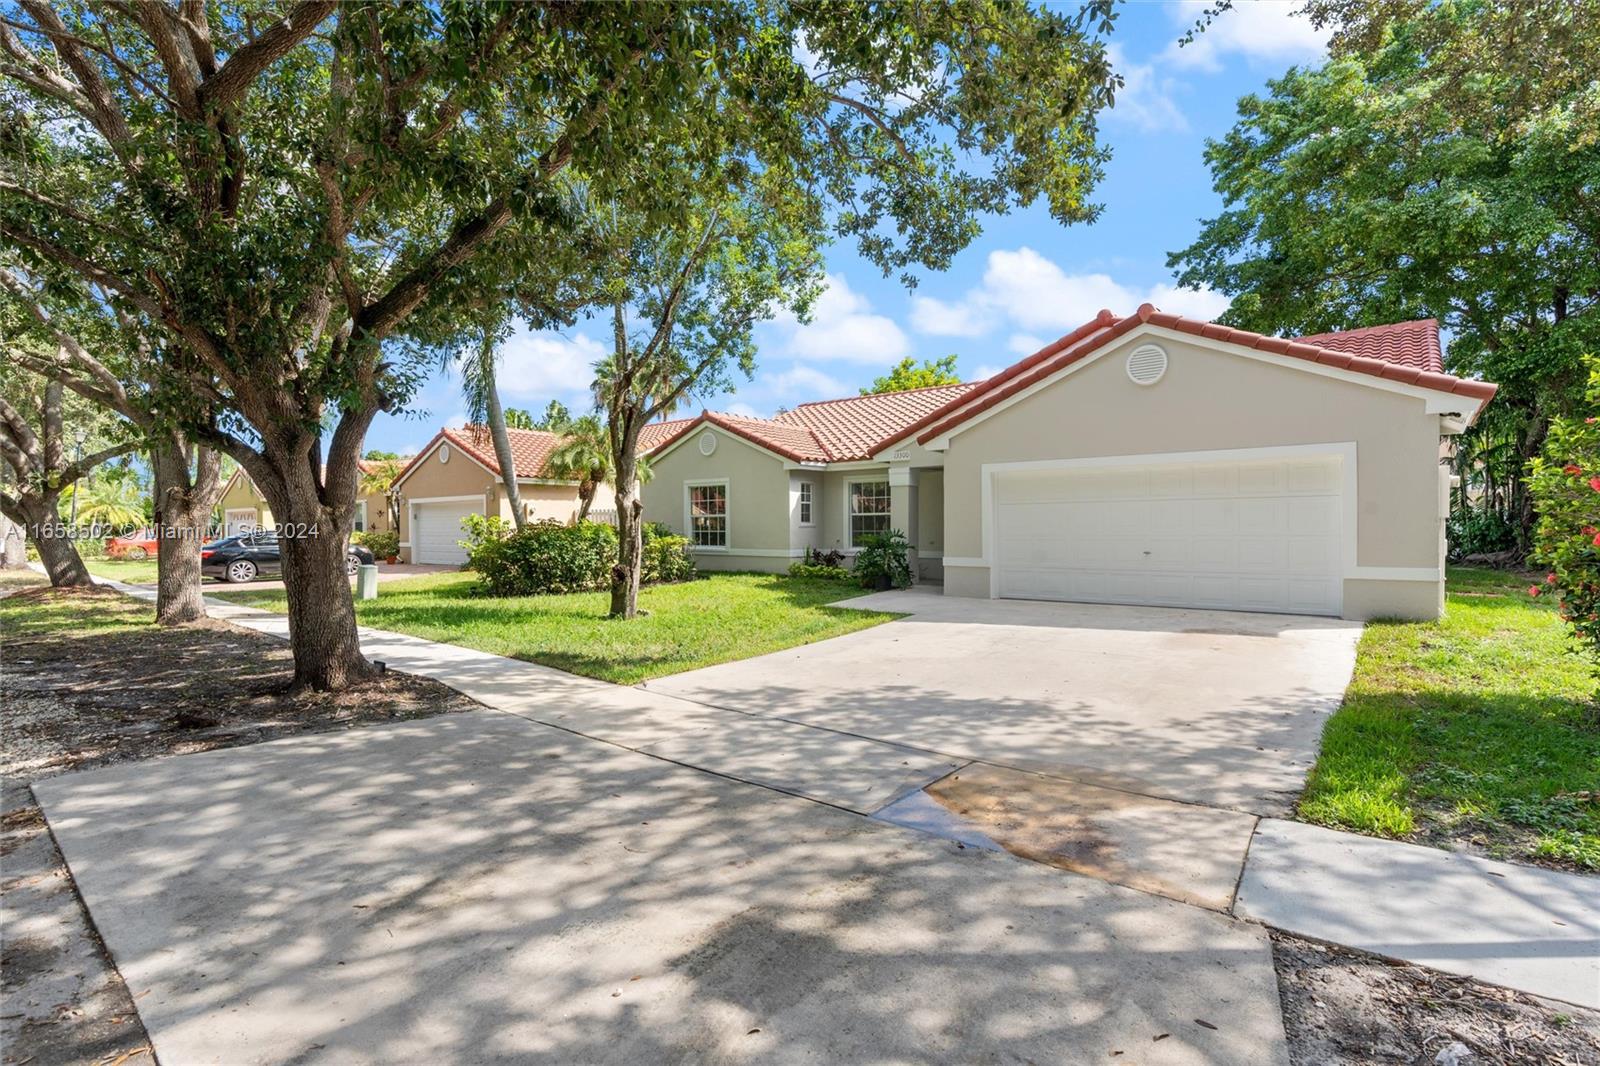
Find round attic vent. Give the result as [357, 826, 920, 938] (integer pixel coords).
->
[1126, 343, 1168, 385]
[439, 443, 450, 463]
[698, 431, 718, 456]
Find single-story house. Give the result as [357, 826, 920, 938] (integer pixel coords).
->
[390, 426, 619, 565]
[217, 460, 398, 539]
[640, 305, 1497, 620]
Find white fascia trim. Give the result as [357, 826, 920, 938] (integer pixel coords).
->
[942, 556, 988, 568]
[392, 434, 498, 491]
[398, 541, 412, 547]
[923, 322, 1483, 449]
[654, 422, 797, 466]
[975, 442, 1366, 598]
[781, 460, 830, 470]
[406, 494, 490, 505]
[516, 477, 581, 487]
[218, 467, 248, 499]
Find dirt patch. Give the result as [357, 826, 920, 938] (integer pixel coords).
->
[1, 587, 478, 1066]
[1273, 932, 1600, 1065]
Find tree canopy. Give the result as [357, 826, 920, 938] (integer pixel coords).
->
[1, 0, 1120, 686]
[1168, 0, 1600, 540]
[862, 355, 962, 394]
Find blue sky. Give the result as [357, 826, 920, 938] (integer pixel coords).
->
[366, 1, 1331, 456]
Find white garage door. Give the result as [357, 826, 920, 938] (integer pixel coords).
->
[412, 500, 482, 565]
[994, 455, 1343, 616]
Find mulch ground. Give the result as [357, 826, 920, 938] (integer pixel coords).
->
[1274, 932, 1600, 1065]
[1, 585, 477, 1066]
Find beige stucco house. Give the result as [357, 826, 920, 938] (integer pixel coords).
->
[640, 306, 1497, 620]
[217, 460, 397, 539]
[390, 426, 616, 564]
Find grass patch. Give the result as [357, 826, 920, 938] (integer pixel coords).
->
[0, 586, 153, 637]
[84, 558, 160, 584]
[1300, 567, 1599, 870]
[214, 570, 900, 685]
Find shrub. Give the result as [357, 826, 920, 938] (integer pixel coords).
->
[355, 529, 400, 559]
[468, 519, 618, 595]
[788, 561, 855, 582]
[852, 529, 912, 589]
[1529, 358, 1600, 675]
[641, 525, 696, 584]
[1446, 508, 1518, 560]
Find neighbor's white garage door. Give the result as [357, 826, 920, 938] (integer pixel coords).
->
[412, 500, 482, 565]
[993, 455, 1343, 616]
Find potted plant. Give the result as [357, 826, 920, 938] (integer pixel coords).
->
[852, 530, 912, 591]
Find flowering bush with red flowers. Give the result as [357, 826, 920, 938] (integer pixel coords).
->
[1530, 358, 1600, 677]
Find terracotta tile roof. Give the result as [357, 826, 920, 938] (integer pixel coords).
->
[444, 425, 570, 479]
[776, 383, 982, 461]
[1296, 319, 1443, 373]
[703, 411, 833, 463]
[903, 306, 1496, 447]
[638, 418, 696, 454]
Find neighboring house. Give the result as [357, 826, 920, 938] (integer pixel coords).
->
[217, 460, 398, 539]
[391, 426, 618, 565]
[640, 305, 1497, 620]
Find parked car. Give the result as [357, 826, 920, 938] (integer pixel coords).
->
[200, 531, 376, 584]
[106, 529, 160, 560]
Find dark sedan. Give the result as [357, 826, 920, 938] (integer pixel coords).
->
[200, 530, 376, 584]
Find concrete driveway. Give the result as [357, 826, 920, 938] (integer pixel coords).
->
[38, 710, 1288, 1065]
[645, 590, 1363, 816]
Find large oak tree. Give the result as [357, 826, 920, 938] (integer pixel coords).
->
[3, 0, 1118, 688]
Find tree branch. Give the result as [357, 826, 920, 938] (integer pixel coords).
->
[197, 1, 335, 115]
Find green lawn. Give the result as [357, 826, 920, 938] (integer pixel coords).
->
[85, 557, 160, 584]
[214, 571, 899, 685]
[1300, 566, 1600, 870]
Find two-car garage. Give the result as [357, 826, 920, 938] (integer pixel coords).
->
[992, 453, 1345, 617]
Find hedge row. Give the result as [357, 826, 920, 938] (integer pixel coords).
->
[463, 517, 695, 596]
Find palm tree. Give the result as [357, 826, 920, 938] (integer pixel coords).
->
[547, 414, 611, 522]
[358, 458, 405, 529]
[455, 330, 528, 530]
[59, 476, 147, 532]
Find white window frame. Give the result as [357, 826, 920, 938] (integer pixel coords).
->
[684, 478, 730, 551]
[845, 477, 892, 549]
[797, 481, 814, 527]
[353, 500, 368, 532]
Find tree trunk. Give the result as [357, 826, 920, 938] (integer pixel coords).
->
[152, 444, 223, 625]
[577, 481, 595, 523]
[276, 491, 375, 690]
[608, 446, 643, 619]
[482, 364, 526, 531]
[12, 493, 92, 587]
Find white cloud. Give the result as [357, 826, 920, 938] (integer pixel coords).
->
[910, 293, 990, 337]
[776, 274, 910, 365]
[908, 246, 1231, 343]
[1007, 334, 1048, 356]
[1104, 44, 1189, 134]
[1162, 1, 1330, 73]
[496, 328, 605, 402]
[1146, 282, 1233, 321]
[722, 401, 760, 419]
[970, 364, 1004, 381]
[442, 411, 468, 430]
[770, 364, 849, 399]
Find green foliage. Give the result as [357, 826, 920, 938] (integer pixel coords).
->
[1446, 508, 1519, 560]
[58, 475, 147, 532]
[503, 408, 536, 430]
[1529, 358, 1600, 672]
[788, 562, 856, 582]
[862, 355, 962, 394]
[547, 416, 611, 493]
[468, 519, 619, 597]
[354, 529, 400, 560]
[532, 401, 572, 432]
[640, 525, 696, 585]
[1169, 1, 1600, 540]
[363, 450, 401, 461]
[852, 529, 913, 589]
